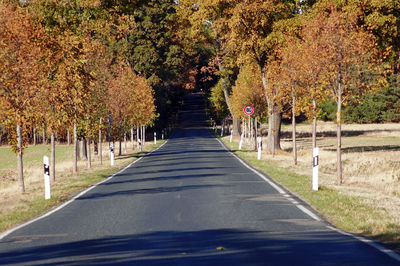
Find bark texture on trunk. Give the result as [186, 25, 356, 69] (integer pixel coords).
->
[131, 126, 134, 150]
[87, 138, 91, 169]
[337, 92, 343, 184]
[42, 124, 47, 145]
[262, 68, 282, 152]
[50, 132, 55, 183]
[73, 122, 78, 175]
[232, 118, 241, 136]
[312, 98, 317, 150]
[266, 104, 282, 152]
[142, 125, 145, 146]
[217, 61, 240, 137]
[292, 92, 297, 165]
[67, 130, 71, 145]
[124, 133, 127, 155]
[80, 138, 87, 160]
[17, 123, 25, 193]
[33, 128, 37, 146]
[99, 127, 102, 165]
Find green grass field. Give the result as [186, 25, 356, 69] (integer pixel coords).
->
[0, 145, 73, 170]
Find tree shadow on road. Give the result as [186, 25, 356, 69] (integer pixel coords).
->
[0, 229, 396, 265]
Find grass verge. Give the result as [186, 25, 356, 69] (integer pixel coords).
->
[219, 135, 400, 252]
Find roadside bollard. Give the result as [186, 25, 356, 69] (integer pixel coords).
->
[43, 156, 51, 199]
[110, 143, 114, 166]
[239, 133, 244, 150]
[313, 147, 319, 191]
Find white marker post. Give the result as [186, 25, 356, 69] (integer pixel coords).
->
[110, 143, 114, 166]
[313, 147, 319, 191]
[43, 156, 51, 199]
[154, 132, 157, 144]
[138, 138, 142, 152]
[162, 129, 165, 140]
[239, 133, 244, 150]
[230, 129, 233, 143]
[257, 137, 262, 160]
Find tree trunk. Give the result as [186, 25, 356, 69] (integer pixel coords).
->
[17, 123, 25, 193]
[292, 91, 297, 165]
[254, 117, 258, 151]
[79, 138, 87, 160]
[94, 141, 98, 156]
[217, 61, 240, 136]
[33, 128, 37, 146]
[312, 98, 317, 150]
[124, 133, 127, 154]
[131, 126, 134, 150]
[42, 124, 47, 145]
[73, 122, 78, 175]
[232, 118, 241, 136]
[142, 125, 145, 147]
[118, 126, 122, 156]
[87, 138, 91, 169]
[67, 130, 71, 145]
[50, 132, 55, 183]
[99, 125, 102, 165]
[262, 68, 282, 152]
[337, 89, 343, 184]
[266, 104, 282, 152]
[137, 126, 140, 151]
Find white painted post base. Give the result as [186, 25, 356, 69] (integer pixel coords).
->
[257, 137, 262, 160]
[43, 156, 51, 199]
[239, 133, 244, 150]
[313, 147, 319, 191]
[110, 143, 114, 166]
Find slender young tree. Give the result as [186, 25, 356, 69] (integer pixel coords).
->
[0, 3, 51, 192]
[315, 5, 381, 184]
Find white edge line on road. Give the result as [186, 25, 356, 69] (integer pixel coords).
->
[326, 226, 400, 262]
[215, 137, 400, 263]
[0, 140, 168, 241]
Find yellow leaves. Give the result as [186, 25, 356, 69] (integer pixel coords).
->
[230, 62, 267, 119]
[108, 62, 156, 127]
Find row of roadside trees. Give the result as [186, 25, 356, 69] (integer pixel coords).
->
[0, 0, 156, 193]
[179, 0, 400, 184]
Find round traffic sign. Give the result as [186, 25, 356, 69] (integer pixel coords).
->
[243, 105, 254, 116]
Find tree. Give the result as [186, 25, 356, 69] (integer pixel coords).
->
[278, 36, 307, 164]
[108, 62, 156, 156]
[227, 0, 296, 151]
[230, 63, 268, 150]
[0, 3, 51, 192]
[295, 14, 331, 151]
[312, 3, 382, 184]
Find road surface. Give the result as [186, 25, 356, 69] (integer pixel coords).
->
[0, 93, 399, 265]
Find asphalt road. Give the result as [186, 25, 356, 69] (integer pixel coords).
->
[0, 93, 399, 265]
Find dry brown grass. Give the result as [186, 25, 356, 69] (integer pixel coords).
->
[257, 122, 400, 237]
